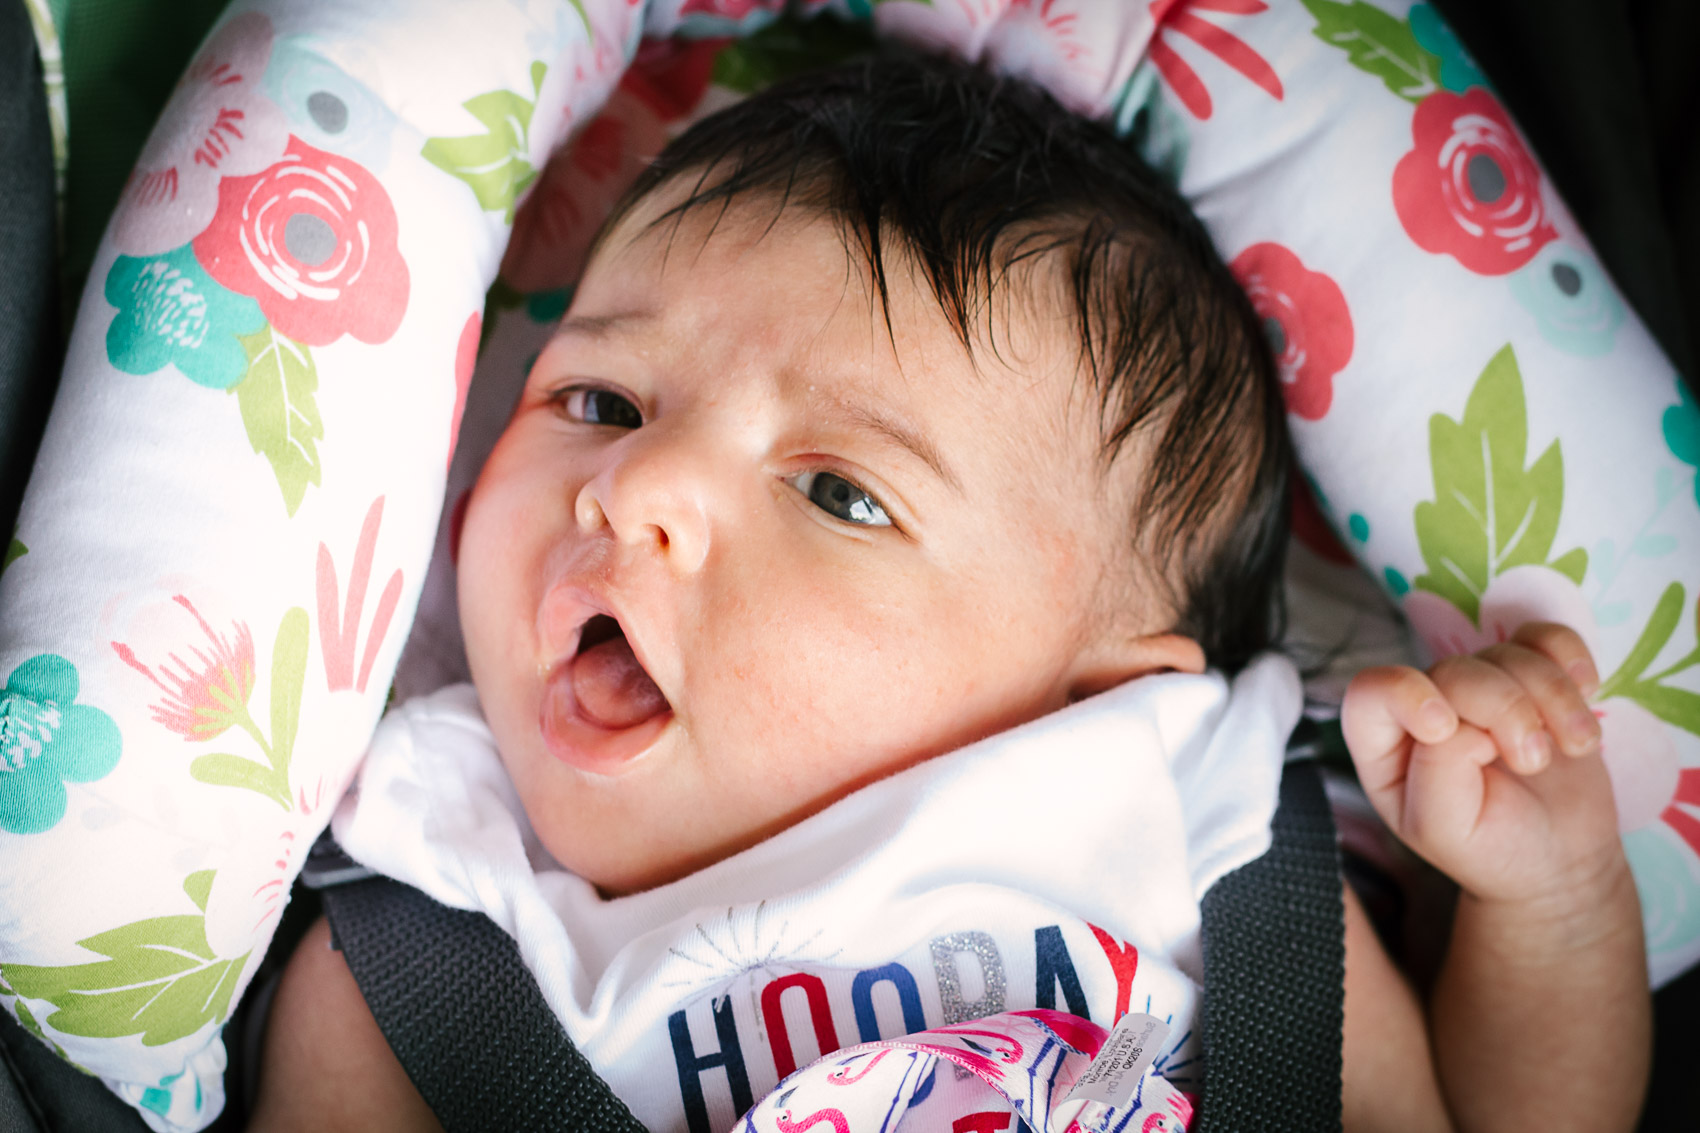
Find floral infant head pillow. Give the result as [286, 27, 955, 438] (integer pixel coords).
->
[1, 2, 1697, 1132]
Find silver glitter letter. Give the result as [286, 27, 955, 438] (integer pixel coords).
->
[929, 931, 1007, 1025]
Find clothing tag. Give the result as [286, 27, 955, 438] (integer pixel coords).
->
[1061, 1012, 1171, 1110]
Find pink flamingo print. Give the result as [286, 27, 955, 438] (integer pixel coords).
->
[774, 1108, 851, 1133]
[827, 1049, 889, 1086]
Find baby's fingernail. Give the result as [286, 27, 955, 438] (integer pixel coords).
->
[1568, 710, 1603, 753]
[1521, 732, 1552, 772]
[1567, 659, 1600, 697]
[1418, 699, 1454, 736]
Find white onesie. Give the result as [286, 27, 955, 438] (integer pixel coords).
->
[332, 655, 1301, 1133]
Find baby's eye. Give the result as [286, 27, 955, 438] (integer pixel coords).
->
[789, 471, 892, 528]
[560, 387, 642, 429]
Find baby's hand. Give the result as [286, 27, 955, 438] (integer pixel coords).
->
[1342, 623, 1621, 905]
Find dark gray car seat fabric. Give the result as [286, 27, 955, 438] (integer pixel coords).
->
[0, 0, 60, 537]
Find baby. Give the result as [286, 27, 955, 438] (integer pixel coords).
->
[251, 54, 1649, 1133]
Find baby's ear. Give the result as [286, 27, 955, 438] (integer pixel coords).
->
[1066, 632, 1206, 702]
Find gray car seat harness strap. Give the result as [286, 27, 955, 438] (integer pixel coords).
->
[316, 759, 1345, 1133]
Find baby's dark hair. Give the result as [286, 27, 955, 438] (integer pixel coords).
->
[602, 51, 1290, 672]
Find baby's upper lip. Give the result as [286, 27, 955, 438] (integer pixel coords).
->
[536, 579, 666, 692]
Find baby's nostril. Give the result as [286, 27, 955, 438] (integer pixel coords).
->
[577, 615, 622, 654]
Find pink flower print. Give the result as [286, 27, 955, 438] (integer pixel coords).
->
[113, 12, 290, 256]
[202, 801, 325, 963]
[113, 595, 256, 742]
[1402, 565, 1597, 664]
[873, 0, 1107, 116]
[1393, 88, 1556, 275]
[1230, 242, 1353, 420]
[503, 38, 722, 293]
[448, 312, 481, 467]
[502, 96, 662, 293]
[1148, 0, 1282, 120]
[1597, 699, 1681, 833]
[317, 497, 403, 693]
[193, 136, 409, 347]
[1659, 768, 1700, 859]
[679, 0, 782, 19]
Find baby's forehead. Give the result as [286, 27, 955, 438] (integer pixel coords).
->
[578, 190, 1125, 504]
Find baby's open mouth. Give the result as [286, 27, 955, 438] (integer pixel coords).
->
[551, 613, 671, 733]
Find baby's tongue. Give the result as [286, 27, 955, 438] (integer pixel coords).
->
[569, 634, 668, 729]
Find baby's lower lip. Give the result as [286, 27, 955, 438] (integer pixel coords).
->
[539, 663, 672, 774]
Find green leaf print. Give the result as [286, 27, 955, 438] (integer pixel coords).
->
[1598, 583, 1700, 737]
[1300, 0, 1443, 103]
[185, 607, 308, 810]
[421, 61, 548, 224]
[1413, 346, 1586, 622]
[711, 14, 878, 95]
[2, 906, 248, 1046]
[268, 607, 307, 786]
[3, 538, 23, 573]
[1600, 582, 1686, 699]
[234, 326, 323, 517]
[1626, 684, 1700, 737]
[189, 754, 289, 809]
[182, 871, 216, 913]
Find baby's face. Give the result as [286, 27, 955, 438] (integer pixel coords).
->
[459, 194, 1191, 894]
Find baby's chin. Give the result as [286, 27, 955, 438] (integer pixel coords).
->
[513, 757, 853, 899]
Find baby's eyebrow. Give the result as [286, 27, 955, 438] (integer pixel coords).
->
[553, 311, 653, 341]
[833, 398, 961, 495]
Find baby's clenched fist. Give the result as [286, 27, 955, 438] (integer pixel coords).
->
[1341, 622, 1624, 906]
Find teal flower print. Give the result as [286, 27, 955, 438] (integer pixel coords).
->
[1114, 66, 1190, 187]
[104, 243, 266, 390]
[0, 655, 122, 834]
[1664, 378, 1700, 509]
[1409, 4, 1488, 93]
[264, 37, 397, 171]
[1509, 241, 1625, 357]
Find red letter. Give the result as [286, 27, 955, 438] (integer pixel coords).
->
[761, 973, 841, 1078]
[952, 1114, 1012, 1133]
[1089, 923, 1140, 1023]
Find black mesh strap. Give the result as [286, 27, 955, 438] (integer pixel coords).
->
[1194, 759, 1344, 1133]
[320, 875, 647, 1133]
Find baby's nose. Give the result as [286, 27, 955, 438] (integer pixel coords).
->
[574, 428, 712, 574]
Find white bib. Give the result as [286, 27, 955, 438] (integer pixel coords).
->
[333, 655, 1300, 1133]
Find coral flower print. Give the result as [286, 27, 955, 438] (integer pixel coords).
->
[113, 595, 256, 742]
[193, 136, 409, 347]
[113, 12, 289, 256]
[1229, 242, 1352, 419]
[1393, 88, 1555, 275]
[1148, 0, 1283, 120]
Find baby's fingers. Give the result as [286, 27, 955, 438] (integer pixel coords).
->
[1342, 666, 1458, 797]
[1503, 623, 1604, 757]
[1428, 653, 1560, 776]
[1402, 723, 1499, 858]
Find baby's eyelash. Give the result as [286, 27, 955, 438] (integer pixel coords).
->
[787, 469, 893, 528]
[550, 385, 643, 428]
